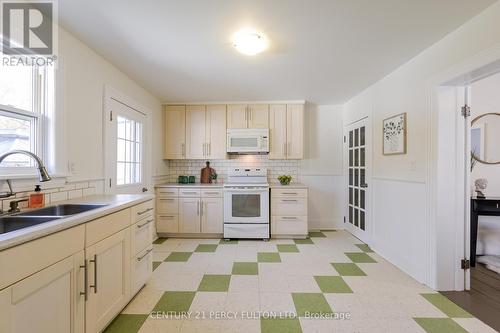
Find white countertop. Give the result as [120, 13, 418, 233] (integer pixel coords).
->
[155, 183, 224, 188]
[269, 183, 308, 189]
[0, 194, 154, 251]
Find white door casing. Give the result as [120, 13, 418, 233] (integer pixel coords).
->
[104, 86, 152, 194]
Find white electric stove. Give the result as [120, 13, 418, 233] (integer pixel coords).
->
[223, 168, 269, 240]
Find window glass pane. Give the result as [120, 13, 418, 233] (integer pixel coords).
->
[349, 169, 353, 186]
[360, 211, 365, 230]
[360, 126, 365, 146]
[0, 66, 33, 111]
[349, 149, 353, 167]
[355, 189, 359, 206]
[360, 169, 365, 185]
[354, 128, 359, 147]
[360, 148, 365, 166]
[349, 206, 353, 224]
[354, 148, 359, 166]
[349, 131, 353, 148]
[349, 187, 353, 205]
[354, 209, 359, 227]
[360, 190, 365, 209]
[354, 169, 359, 186]
[0, 112, 34, 167]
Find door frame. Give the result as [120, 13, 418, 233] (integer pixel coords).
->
[343, 116, 373, 245]
[428, 44, 500, 291]
[103, 85, 152, 194]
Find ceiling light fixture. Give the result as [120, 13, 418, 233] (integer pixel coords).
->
[232, 28, 268, 56]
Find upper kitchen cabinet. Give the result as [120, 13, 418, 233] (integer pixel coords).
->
[164, 105, 186, 159]
[185, 105, 206, 159]
[205, 105, 227, 159]
[269, 104, 304, 159]
[227, 104, 269, 129]
[183, 104, 228, 160]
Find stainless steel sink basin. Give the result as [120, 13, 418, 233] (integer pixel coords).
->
[16, 204, 108, 217]
[0, 216, 63, 234]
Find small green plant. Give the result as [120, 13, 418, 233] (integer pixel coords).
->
[278, 175, 292, 185]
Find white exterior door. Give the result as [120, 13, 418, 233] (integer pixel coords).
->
[105, 90, 150, 194]
[345, 118, 371, 243]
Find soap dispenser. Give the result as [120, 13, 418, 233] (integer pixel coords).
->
[29, 185, 45, 208]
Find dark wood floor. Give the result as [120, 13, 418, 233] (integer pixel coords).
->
[442, 263, 500, 332]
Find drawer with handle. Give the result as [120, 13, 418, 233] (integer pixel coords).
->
[271, 188, 308, 198]
[179, 189, 201, 197]
[157, 188, 179, 197]
[201, 189, 223, 197]
[131, 245, 153, 294]
[157, 215, 179, 233]
[131, 200, 154, 223]
[272, 197, 307, 216]
[157, 197, 178, 214]
[132, 217, 154, 257]
[271, 216, 308, 235]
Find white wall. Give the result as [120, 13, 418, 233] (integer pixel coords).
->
[343, 1, 500, 288]
[471, 72, 500, 255]
[58, 27, 168, 185]
[300, 104, 344, 230]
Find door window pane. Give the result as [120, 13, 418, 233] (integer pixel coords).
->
[360, 169, 365, 186]
[116, 116, 142, 185]
[354, 209, 359, 227]
[349, 150, 353, 167]
[360, 148, 365, 166]
[360, 211, 365, 230]
[360, 190, 365, 209]
[232, 194, 260, 217]
[360, 126, 365, 146]
[354, 169, 359, 186]
[349, 206, 353, 224]
[349, 187, 353, 205]
[354, 128, 359, 146]
[354, 149, 359, 166]
[349, 131, 353, 148]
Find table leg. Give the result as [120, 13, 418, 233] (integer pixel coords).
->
[470, 206, 479, 267]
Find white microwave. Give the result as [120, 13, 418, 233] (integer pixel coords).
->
[226, 129, 269, 154]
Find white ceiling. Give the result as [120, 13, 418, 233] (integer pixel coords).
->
[59, 0, 495, 104]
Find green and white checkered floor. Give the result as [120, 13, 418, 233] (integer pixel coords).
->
[104, 230, 495, 333]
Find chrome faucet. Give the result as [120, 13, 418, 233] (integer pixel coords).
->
[0, 150, 52, 199]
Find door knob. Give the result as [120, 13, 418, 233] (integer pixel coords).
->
[360, 183, 368, 188]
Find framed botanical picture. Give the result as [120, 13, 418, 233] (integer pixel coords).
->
[383, 113, 407, 155]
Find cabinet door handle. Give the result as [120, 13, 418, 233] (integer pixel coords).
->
[182, 191, 198, 194]
[181, 143, 185, 157]
[138, 207, 153, 215]
[200, 200, 203, 216]
[288, 142, 291, 156]
[137, 219, 153, 228]
[282, 199, 298, 202]
[282, 216, 298, 220]
[160, 198, 175, 201]
[160, 215, 175, 218]
[90, 254, 97, 293]
[137, 248, 153, 261]
[283, 143, 287, 156]
[204, 192, 220, 195]
[208, 143, 211, 156]
[283, 192, 298, 195]
[197, 201, 200, 216]
[80, 260, 88, 301]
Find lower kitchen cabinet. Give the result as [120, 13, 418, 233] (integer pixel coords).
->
[0, 251, 85, 333]
[201, 197, 223, 233]
[156, 186, 223, 236]
[85, 228, 131, 333]
[179, 197, 201, 233]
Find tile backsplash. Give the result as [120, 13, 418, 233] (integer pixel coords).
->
[0, 180, 104, 212]
[167, 155, 299, 184]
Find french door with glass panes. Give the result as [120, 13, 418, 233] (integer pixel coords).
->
[345, 118, 370, 243]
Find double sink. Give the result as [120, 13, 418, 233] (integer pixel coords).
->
[0, 204, 108, 235]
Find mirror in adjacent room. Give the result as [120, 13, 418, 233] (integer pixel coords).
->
[471, 113, 500, 165]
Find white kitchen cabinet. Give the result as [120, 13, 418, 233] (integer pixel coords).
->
[269, 104, 304, 159]
[286, 104, 304, 159]
[227, 104, 269, 129]
[248, 104, 269, 129]
[271, 187, 308, 237]
[179, 197, 201, 233]
[85, 228, 131, 333]
[164, 105, 186, 159]
[227, 104, 248, 129]
[206, 105, 227, 159]
[201, 197, 223, 233]
[185, 105, 206, 159]
[184, 104, 227, 159]
[0, 251, 85, 333]
[269, 104, 287, 159]
[131, 246, 153, 295]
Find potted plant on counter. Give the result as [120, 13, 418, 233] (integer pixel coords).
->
[277, 175, 292, 186]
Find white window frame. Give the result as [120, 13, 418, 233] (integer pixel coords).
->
[0, 65, 50, 178]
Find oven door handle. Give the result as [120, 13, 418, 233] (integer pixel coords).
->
[224, 188, 268, 193]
